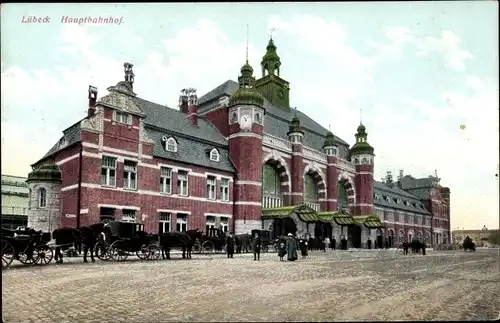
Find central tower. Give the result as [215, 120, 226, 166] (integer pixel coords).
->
[228, 56, 266, 234]
[254, 38, 291, 110]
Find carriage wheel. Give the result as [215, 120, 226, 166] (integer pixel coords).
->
[18, 250, 37, 265]
[147, 245, 160, 260]
[193, 242, 202, 254]
[202, 241, 214, 254]
[136, 245, 150, 260]
[35, 245, 54, 265]
[94, 241, 110, 261]
[2, 240, 15, 269]
[109, 241, 129, 261]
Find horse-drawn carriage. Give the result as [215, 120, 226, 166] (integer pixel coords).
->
[191, 227, 226, 254]
[462, 236, 476, 251]
[94, 221, 160, 261]
[1, 228, 53, 268]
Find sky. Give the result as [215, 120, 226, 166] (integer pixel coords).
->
[1, 2, 498, 230]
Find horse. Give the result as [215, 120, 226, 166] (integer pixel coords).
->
[159, 232, 193, 260]
[409, 240, 426, 255]
[234, 233, 252, 253]
[52, 223, 111, 264]
[462, 236, 476, 252]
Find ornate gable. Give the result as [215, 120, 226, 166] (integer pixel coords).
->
[97, 86, 145, 117]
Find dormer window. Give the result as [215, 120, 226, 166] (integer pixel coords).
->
[164, 137, 178, 152]
[209, 148, 220, 162]
[374, 193, 380, 200]
[254, 112, 262, 124]
[58, 137, 67, 148]
[396, 198, 401, 204]
[115, 111, 132, 125]
[385, 196, 391, 202]
[230, 112, 238, 124]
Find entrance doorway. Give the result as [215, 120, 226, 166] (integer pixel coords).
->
[376, 229, 383, 248]
[272, 218, 297, 238]
[348, 224, 362, 248]
[314, 222, 332, 240]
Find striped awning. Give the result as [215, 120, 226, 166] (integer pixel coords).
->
[262, 204, 320, 222]
[316, 211, 355, 226]
[352, 215, 384, 229]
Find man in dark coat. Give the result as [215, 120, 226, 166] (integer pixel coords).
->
[285, 233, 298, 261]
[226, 232, 235, 258]
[341, 236, 348, 250]
[331, 237, 336, 250]
[403, 240, 409, 255]
[252, 233, 261, 261]
[367, 239, 372, 249]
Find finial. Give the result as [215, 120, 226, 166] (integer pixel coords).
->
[294, 106, 298, 117]
[360, 108, 363, 124]
[246, 24, 249, 64]
[270, 27, 276, 40]
[329, 124, 331, 132]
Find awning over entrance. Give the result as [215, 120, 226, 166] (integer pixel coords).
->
[352, 215, 384, 229]
[261, 204, 320, 222]
[317, 211, 355, 226]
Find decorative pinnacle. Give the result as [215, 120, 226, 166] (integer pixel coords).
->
[360, 108, 363, 124]
[246, 24, 249, 64]
[270, 27, 276, 40]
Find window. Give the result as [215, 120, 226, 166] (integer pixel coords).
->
[177, 214, 188, 232]
[220, 217, 229, 233]
[394, 212, 399, 222]
[115, 111, 131, 124]
[58, 137, 67, 148]
[100, 207, 115, 223]
[28, 189, 32, 209]
[101, 156, 117, 186]
[160, 167, 172, 194]
[38, 188, 47, 208]
[165, 137, 177, 152]
[385, 196, 391, 202]
[124, 160, 138, 190]
[414, 216, 419, 225]
[177, 170, 189, 196]
[207, 176, 216, 200]
[209, 149, 220, 162]
[221, 178, 230, 201]
[254, 112, 261, 124]
[159, 212, 171, 234]
[205, 216, 216, 235]
[405, 214, 410, 223]
[230, 112, 238, 123]
[353, 157, 359, 164]
[122, 209, 136, 222]
[361, 157, 368, 164]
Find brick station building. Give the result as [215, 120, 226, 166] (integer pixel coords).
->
[27, 37, 450, 247]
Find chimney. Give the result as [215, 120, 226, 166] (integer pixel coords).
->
[386, 171, 393, 185]
[179, 88, 189, 114]
[187, 88, 198, 126]
[124, 62, 135, 85]
[88, 85, 98, 117]
[398, 169, 404, 180]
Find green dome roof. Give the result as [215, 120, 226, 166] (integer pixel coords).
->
[263, 39, 280, 60]
[350, 141, 374, 155]
[322, 131, 336, 148]
[26, 164, 62, 184]
[241, 62, 253, 75]
[287, 115, 304, 135]
[357, 123, 366, 134]
[229, 87, 265, 107]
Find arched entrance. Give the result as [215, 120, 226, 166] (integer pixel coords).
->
[304, 167, 326, 212]
[376, 228, 383, 248]
[262, 158, 290, 238]
[314, 222, 332, 240]
[398, 229, 405, 244]
[416, 231, 422, 242]
[337, 174, 356, 208]
[348, 224, 362, 248]
[387, 229, 395, 247]
[408, 229, 415, 242]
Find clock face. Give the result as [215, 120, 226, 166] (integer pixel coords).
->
[277, 89, 285, 99]
[239, 114, 252, 129]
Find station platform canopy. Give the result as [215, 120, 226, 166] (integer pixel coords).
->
[261, 204, 321, 223]
[352, 215, 384, 229]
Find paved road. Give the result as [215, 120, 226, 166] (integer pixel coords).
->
[2, 249, 499, 322]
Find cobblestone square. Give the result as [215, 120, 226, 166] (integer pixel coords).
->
[2, 249, 499, 322]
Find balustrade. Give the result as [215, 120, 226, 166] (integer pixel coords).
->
[262, 195, 283, 209]
[304, 202, 320, 212]
[262, 134, 292, 151]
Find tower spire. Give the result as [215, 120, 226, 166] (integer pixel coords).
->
[270, 27, 276, 40]
[246, 24, 249, 64]
[360, 108, 363, 124]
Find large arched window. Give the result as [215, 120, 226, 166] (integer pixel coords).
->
[38, 188, 47, 208]
[304, 174, 318, 203]
[263, 164, 280, 196]
[262, 163, 282, 208]
[338, 183, 348, 208]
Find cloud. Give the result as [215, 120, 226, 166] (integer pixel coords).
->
[369, 26, 415, 58]
[1, 21, 256, 176]
[416, 31, 474, 71]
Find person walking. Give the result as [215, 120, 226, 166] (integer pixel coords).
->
[277, 237, 286, 261]
[252, 233, 261, 261]
[226, 232, 235, 258]
[331, 237, 336, 250]
[285, 233, 298, 261]
[324, 237, 330, 252]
